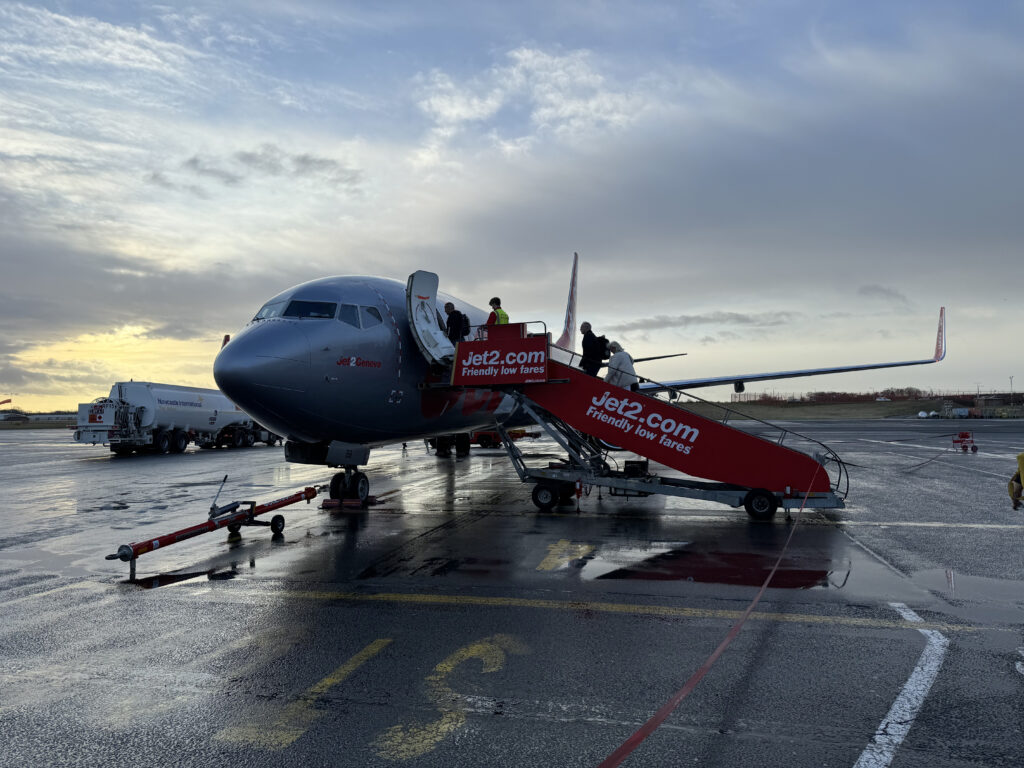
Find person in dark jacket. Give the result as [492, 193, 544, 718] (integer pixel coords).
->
[579, 321, 608, 377]
[444, 302, 467, 344]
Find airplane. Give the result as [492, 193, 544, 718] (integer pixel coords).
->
[213, 254, 945, 503]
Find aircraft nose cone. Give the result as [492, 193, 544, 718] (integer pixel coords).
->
[214, 322, 311, 409]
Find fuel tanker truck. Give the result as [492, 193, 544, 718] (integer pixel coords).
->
[73, 381, 278, 456]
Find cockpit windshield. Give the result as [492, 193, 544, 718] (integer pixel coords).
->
[253, 301, 286, 320]
[283, 300, 338, 319]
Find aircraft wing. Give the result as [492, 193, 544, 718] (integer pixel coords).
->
[638, 307, 945, 395]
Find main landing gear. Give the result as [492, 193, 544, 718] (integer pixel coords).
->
[329, 466, 370, 504]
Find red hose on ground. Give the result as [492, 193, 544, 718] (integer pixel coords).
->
[596, 468, 820, 768]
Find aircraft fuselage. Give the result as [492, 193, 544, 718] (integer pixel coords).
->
[214, 276, 510, 450]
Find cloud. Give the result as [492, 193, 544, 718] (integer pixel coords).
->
[607, 311, 802, 333]
[181, 155, 243, 186]
[233, 143, 363, 188]
[857, 285, 911, 306]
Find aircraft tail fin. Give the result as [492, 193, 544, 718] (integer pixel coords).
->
[933, 307, 946, 361]
[554, 252, 579, 351]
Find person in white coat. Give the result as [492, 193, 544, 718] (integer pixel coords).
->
[604, 341, 639, 391]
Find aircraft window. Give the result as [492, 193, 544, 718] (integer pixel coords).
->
[254, 301, 286, 320]
[338, 304, 360, 327]
[361, 306, 383, 327]
[283, 300, 337, 319]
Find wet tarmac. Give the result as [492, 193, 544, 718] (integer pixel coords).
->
[1, 421, 1022, 767]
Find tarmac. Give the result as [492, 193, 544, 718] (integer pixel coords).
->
[1, 420, 1022, 767]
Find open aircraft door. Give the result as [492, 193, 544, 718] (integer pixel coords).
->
[406, 270, 456, 366]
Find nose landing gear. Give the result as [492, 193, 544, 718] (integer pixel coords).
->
[330, 466, 370, 504]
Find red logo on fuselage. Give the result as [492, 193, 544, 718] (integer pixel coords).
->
[336, 356, 383, 369]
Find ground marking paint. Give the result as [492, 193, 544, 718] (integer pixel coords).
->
[216, 638, 391, 749]
[852, 603, 949, 768]
[372, 633, 528, 760]
[1016, 647, 1024, 677]
[275, 589, 978, 633]
[536, 539, 595, 570]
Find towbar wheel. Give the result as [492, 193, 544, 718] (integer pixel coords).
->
[743, 489, 778, 521]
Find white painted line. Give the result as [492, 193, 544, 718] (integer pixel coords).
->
[1016, 647, 1024, 677]
[852, 602, 949, 768]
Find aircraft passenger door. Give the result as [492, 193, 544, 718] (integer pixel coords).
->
[406, 270, 456, 366]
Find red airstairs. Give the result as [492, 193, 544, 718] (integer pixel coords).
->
[451, 323, 847, 520]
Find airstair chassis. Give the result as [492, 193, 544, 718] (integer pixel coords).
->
[523, 466, 844, 515]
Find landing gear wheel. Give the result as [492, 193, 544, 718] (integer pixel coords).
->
[329, 472, 346, 500]
[349, 472, 370, 504]
[455, 433, 471, 457]
[270, 515, 285, 534]
[532, 484, 558, 511]
[743, 489, 778, 521]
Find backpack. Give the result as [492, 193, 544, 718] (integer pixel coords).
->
[461, 312, 470, 338]
[597, 335, 610, 359]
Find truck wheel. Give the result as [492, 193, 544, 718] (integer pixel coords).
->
[227, 522, 241, 534]
[532, 484, 558, 511]
[171, 430, 188, 453]
[244, 431, 255, 447]
[153, 430, 170, 454]
[743, 489, 778, 521]
[270, 515, 285, 534]
[231, 431, 245, 449]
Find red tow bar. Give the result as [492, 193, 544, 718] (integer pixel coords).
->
[106, 486, 318, 580]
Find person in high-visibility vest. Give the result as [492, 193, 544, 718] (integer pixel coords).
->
[486, 297, 508, 325]
[1009, 452, 1024, 510]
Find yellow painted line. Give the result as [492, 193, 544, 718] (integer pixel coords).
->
[283, 590, 978, 633]
[217, 638, 392, 749]
[373, 633, 528, 760]
[536, 539, 596, 570]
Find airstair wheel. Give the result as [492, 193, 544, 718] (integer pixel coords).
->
[743, 489, 778, 521]
[532, 484, 558, 511]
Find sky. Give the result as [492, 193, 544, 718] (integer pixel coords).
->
[2, 1, 1023, 412]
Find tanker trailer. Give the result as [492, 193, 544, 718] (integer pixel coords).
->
[73, 382, 278, 456]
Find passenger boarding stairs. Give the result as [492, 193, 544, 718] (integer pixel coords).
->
[403, 272, 846, 516]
